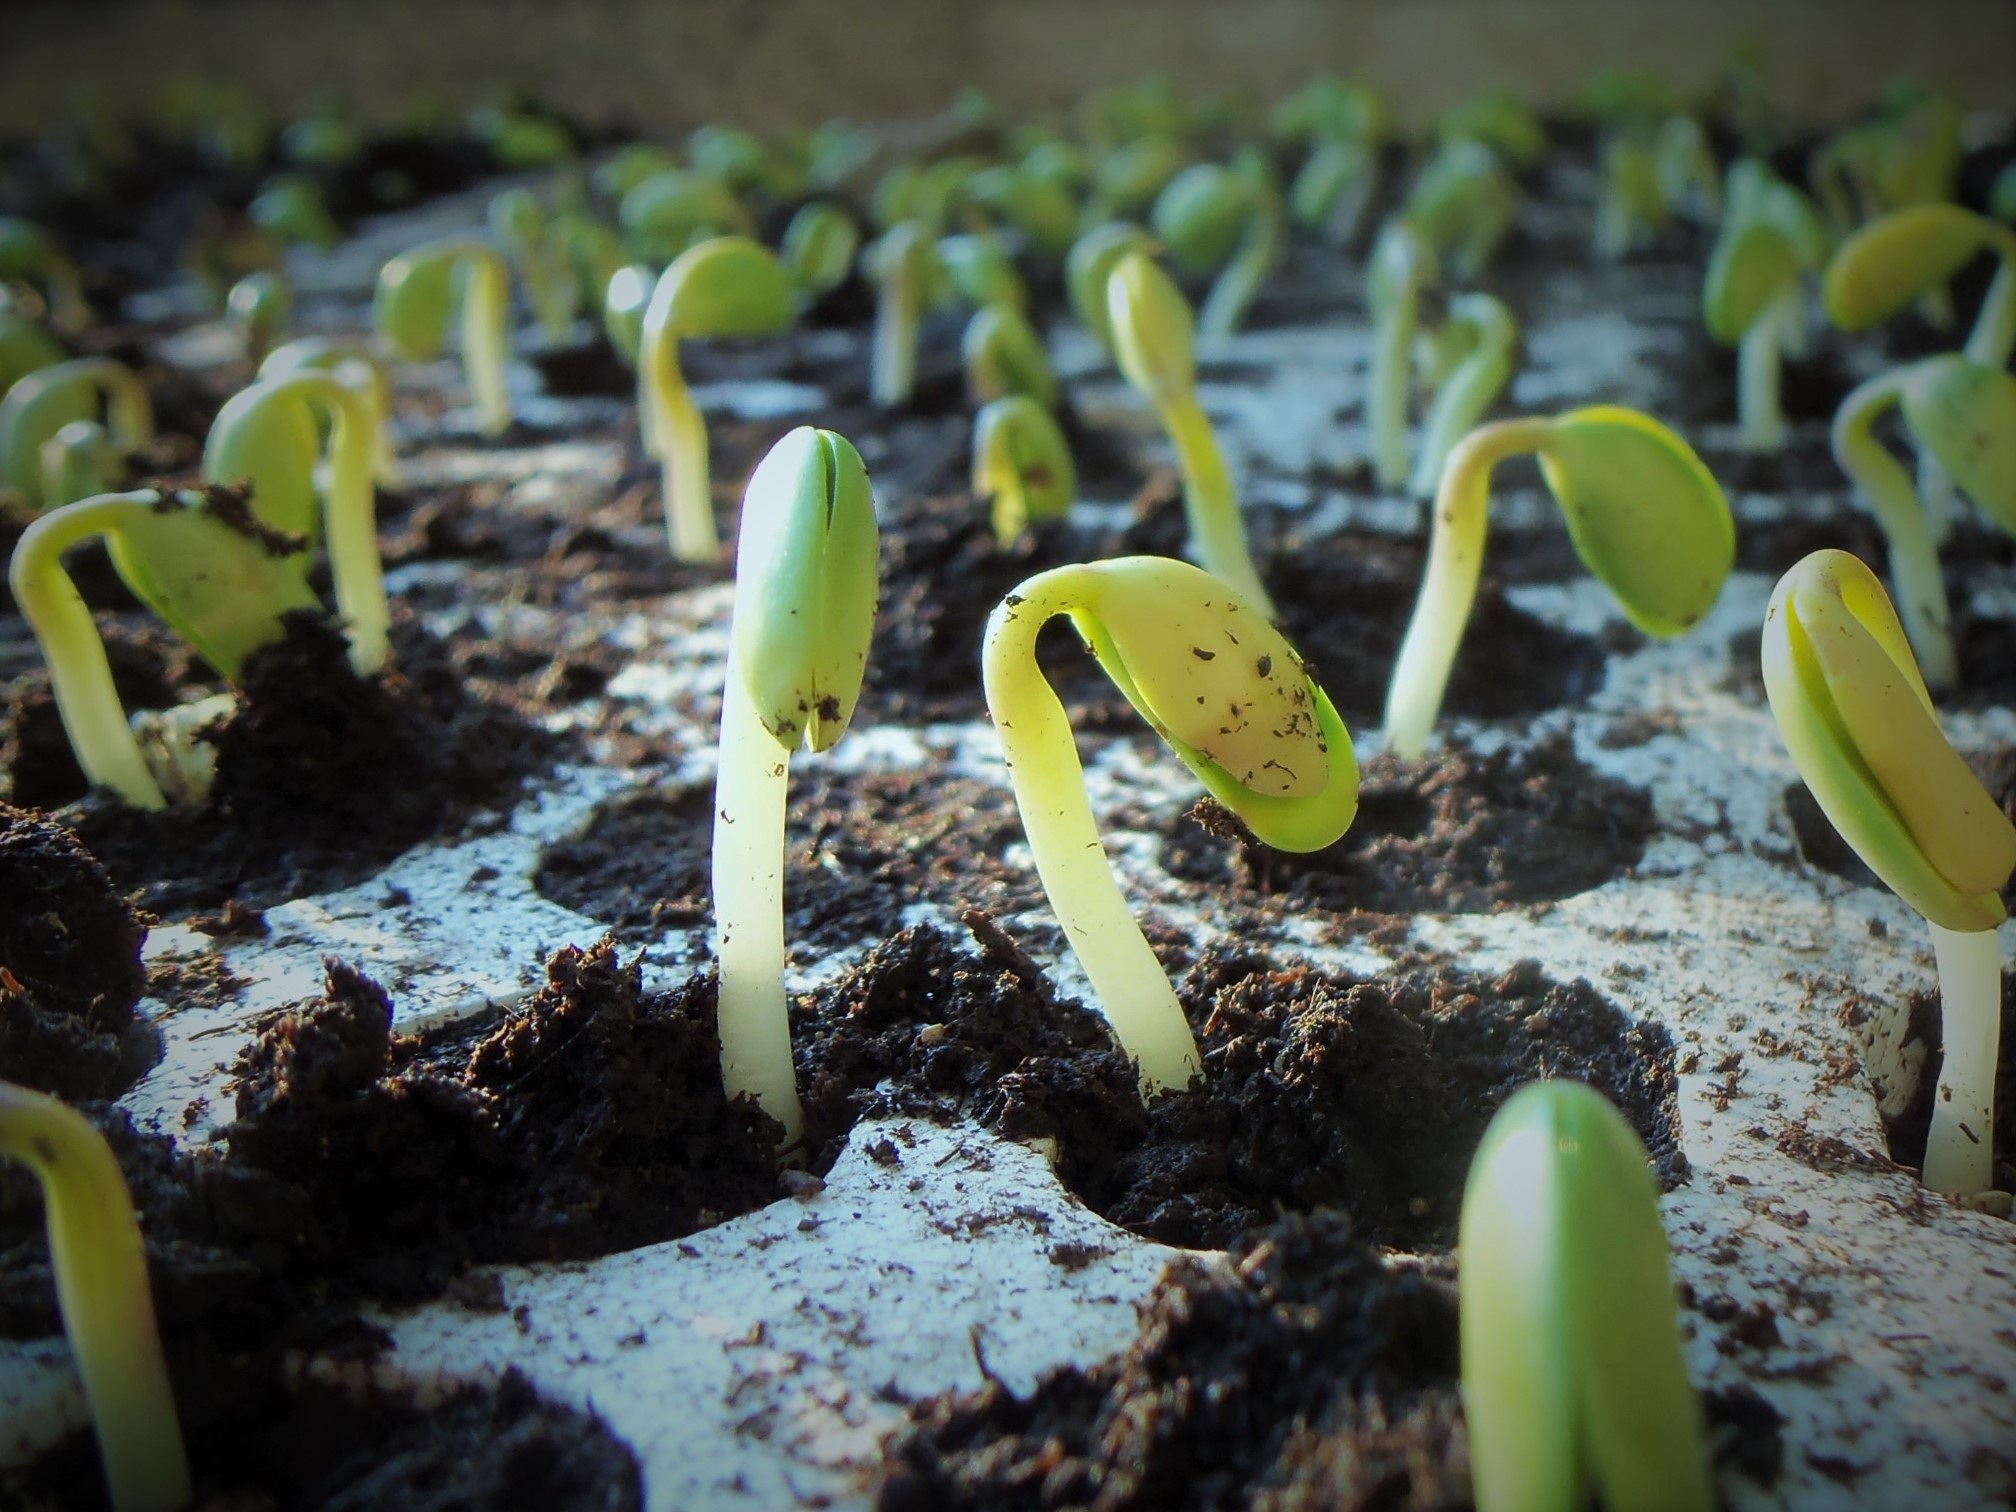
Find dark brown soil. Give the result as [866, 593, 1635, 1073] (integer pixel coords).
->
[0, 805, 154, 1099]
[1166, 730, 1655, 915]
[12, 609, 565, 913]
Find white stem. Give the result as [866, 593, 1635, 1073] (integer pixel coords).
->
[1964, 254, 2016, 370]
[712, 647, 806, 1149]
[1918, 449, 1956, 549]
[982, 576, 1202, 1094]
[1737, 294, 1788, 453]
[1923, 920, 2004, 1196]
[658, 371, 719, 563]
[872, 271, 919, 408]
[461, 254, 513, 437]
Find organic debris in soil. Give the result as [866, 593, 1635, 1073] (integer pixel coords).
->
[9, 1364, 640, 1512]
[0, 805, 154, 1100]
[36, 609, 564, 913]
[879, 1211, 1468, 1512]
[1166, 730, 1655, 915]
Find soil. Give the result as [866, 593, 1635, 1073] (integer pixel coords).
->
[0, 805, 153, 1100]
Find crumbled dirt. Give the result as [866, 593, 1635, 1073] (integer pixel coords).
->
[0, 805, 154, 1099]
[878, 1212, 1469, 1512]
[1166, 730, 1655, 916]
[32, 609, 565, 913]
[6, 1362, 640, 1512]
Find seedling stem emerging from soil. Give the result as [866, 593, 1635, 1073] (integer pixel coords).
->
[1461, 1080, 1713, 1512]
[0, 1080, 190, 1512]
[713, 428, 879, 1149]
[1762, 550, 2016, 1195]
[983, 557, 1358, 1094]
[1385, 408, 1732, 761]
[374, 238, 514, 437]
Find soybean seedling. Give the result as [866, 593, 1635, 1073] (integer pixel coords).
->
[938, 232, 1028, 314]
[1703, 160, 1828, 452]
[10, 488, 319, 807]
[0, 216, 91, 333]
[260, 336, 401, 485]
[1404, 140, 1521, 281]
[0, 1080, 190, 1512]
[1385, 407, 1732, 761]
[984, 557, 1358, 1093]
[713, 428, 879, 1149]
[374, 238, 515, 437]
[1825, 202, 2016, 371]
[0, 357, 153, 512]
[1461, 1080, 1713, 1512]
[780, 201, 861, 303]
[620, 169, 754, 263]
[1763, 550, 2016, 1194]
[248, 174, 342, 249]
[1366, 219, 1438, 492]
[1831, 355, 2016, 688]
[639, 236, 795, 562]
[1437, 86, 1547, 170]
[1409, 292, 1519, 499]
[963, 162, 1079, 260]
[1107, 250, 1275, 616]
[864, 220, 942, 409]
[1150, 152, 1284, 337]
[1291, 134, 1381, 249]
[973, 393, 1076, 546]
[204, 372, 388, 671]
[0, 301, 67, 395]
[227, 269, 292, 364]
[603, 264, 653, 367]
[1083, 134, 1187, 226]
[489, 188, 580, 342]
[1595, 137, 1668, 260]
[1066, 220, 1153, 361]
[963, 303, 1058, 409]
[38, 419, 123, 508]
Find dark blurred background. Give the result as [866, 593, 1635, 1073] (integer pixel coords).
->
[3, 0, 2012, 136]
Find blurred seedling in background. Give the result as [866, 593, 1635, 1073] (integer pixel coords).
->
[260, 336, 402, 485]
[1385, 407, 1732, 760]
[1066, 220, 1153, 362]
[227, 269, 292, 365]
[983, 557, 1358, 1095]
[1437, 85, 1547, 170]
[1402, 139, 1520, 283]
[0, 294, 68, 396]
[1461, 1080, 1714, 1512]
[1366, 219, 1438, 492]
[1409, 291, 1519, 499]
[0, 216, 91, 333]
[248, 174, 342, 249]
[972, 393, 1076, 546]
[0, 1080, 190, 1512]
[1763, 550, 2016, 1197]
[1825, 202, 2016, 372]
[619, 168, 753, 264]
[780, 201, 862, 304]
[864, 219, 943, 409]
[1107, 249, 1275, 615]
[489, 187, 582, 342]
[1702, 159, 1828, 451]
[712, 428, 879, 1150]
[1151, 150, 1284, 336]
[375, 238, 515, 437]
[640, 235, 795, 561]
[963, 302, 1058, 409]
[1275, 76, 1391, 249]
[0, 357, 153, 513]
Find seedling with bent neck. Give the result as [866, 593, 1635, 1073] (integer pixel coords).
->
[1763, 550, 2016, 1195]
[1409, 292, 1518, 498]
[712, 428, 879, 1149]
[1366, 220, 1437, 492]
[374, 238, 514, 437]
[1384, 407, 1732, 760]
[972, 393, 1076, 546]
[1703, 160, 1828, 452]
[0, 356, 153, 512]
[983, 557, 1359, 1094]
[638, 235, 795, 562]
[1106, 250, 1275, 615]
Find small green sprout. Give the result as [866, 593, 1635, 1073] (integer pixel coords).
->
[1831, 355, 2016, 687]
[10, 488, 319, 807]
[963, 303, 1058, 409]
[1066, 220, 1154, 360]
[0, 357, 153, 512]
[639, 236, 795, 561]
[0, 217, 91, 333]
[1655, 115, 1722, 223]
[553, 212, 627, 321]
[260, 336, 401, 485]
[1595, 137, 1668, 260]
[963, 162, 1079, 259]
[1107, 249, 1275, 616]
[1824, 203, 2016, 370]
[973, 394, 1076, 546]
[1409, 292, 1519, 499]
[712, 428, 879, 1148]
[1084, 134, 1186, 225]
[489, 188, 580, 342]
[870, 157, 984, 238]
[0, 300, 68, 394]
[0, 1079, 190, 1512]
[204, 372, 388, 672]
[38, 419, 122, 509]
[469, 105, 575, 170]
[595, 144, 680, 200]
[280, 108, 363, 169]
[1461, 1080, 1713, 1512]
[1367, 220, 1438, 492]
[619, 169, 753, 263]
[1437, 86, 1547, 169]
[248, 174, 341, 250]
[1703, 160, 1828, 451]
[1290, 134, 1380, 248]
[374, 238, 514, 437]
[938, 232, 1028, 313]
[226, 269, 292, 364]
[1270, 75, 1390, 149]
[1403, 139, 1520, 283]
[1150, 152, 1283, 337]
[691, 123, 803, 201]
[864, 220, 942, 409]
[1763, 550, 2016, 1194]
[779, 201, 861, 303]
[983, 557, 1358, 1094]
[1385, 407, 1732, 761]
